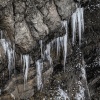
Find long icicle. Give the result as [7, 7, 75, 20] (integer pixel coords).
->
[36, 60, 43, 90]
[22, 54, 30, 89]
[72, 11, 77, 45]
[77, 8, 82, 45]
[46, 43, 52, 65]
[63, 21, 68, 72]
[57, 37, 60, 57]
[40, 40, 43, 58]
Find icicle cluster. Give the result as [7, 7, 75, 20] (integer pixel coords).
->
[35, 7, 84, 91]
[0, 30, 15, 76]
[72, 7, 84, 45]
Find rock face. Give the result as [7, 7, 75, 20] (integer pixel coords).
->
[15, 20, 36, 53]
[0, 0, 100, 100]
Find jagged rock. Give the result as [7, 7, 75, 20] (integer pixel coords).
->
[54, 0, 76, 20]
[0, 1, 14, 43]
[25, 2, 49, 39]
[15, 20, 36, 53]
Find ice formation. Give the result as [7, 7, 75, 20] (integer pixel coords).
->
[40, 40, 43, 58]
[62, 21, 68, 71]
[57, 37, 60, 56]
[7, 43, 15, 76]
[0, 31, 15, 76]
[36, 60, 43, 90]
[45, 43, 52, 65]
[22, 54, 30, 84]
[72, 7, 84, 45]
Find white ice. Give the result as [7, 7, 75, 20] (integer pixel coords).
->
[36, 60, 43, 90]
[1, 39, 7, 54]
[40, 40, 43, 58]
[22, 54, 30, 84]
[57, 37, 60, 56]
[46, 43, 52, 65]
[0, 31, 15, 76]
[62, 21, 68, 71]
[72, 11, 77, 45]
[72, 7, 84, 45]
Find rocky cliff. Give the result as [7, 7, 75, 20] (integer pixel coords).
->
[0, 0, 100, 100]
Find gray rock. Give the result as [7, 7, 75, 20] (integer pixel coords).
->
[15, 20, 36, 53]
[0, 0, 10, 8]
[54, 0, 76, 20]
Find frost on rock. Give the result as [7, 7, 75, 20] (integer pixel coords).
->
[22, 54, 30, 88]
[71, 7, 84, 45]
[75, 81, 85, 100]
[55, 87, 70, 100]
[36, 60, 43, 90]
[81, 67, 86, 79]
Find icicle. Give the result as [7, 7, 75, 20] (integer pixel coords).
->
[60, 36, 64, 48]
[6, 41, 15, 76]
[80, 8, 84, 32]
[77, 8, 82, 45]
[12, 43, 15, 73]
[71, 7, 84, 45]
[40, 40, 43, 58]
[46, 43, 52, 65]
[22, 54, 30, 84]
[62, 21, 68, 71]
[72, 11, 77, 45]
[0, 30, 3, 39]
[21, 54, 23, 65]
[36, 60, 43, 90]
[57, 37, 60, 56]
[51, 39, 56, 51]
[1, 39, 7, 54]
[0, 31, 15, 76]
[0, 89, 1, 95]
